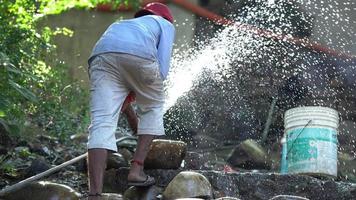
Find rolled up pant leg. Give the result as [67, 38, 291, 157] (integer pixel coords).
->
[87, 54, 129, 152]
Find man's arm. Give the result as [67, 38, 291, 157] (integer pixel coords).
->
[121, 92, 138, 135]
[122, 103, 138, 135]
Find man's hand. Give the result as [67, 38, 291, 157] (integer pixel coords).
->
[121, 91, 136, 112]
[121, 92, 138, 135]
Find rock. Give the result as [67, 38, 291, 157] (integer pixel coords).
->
[100, 193, 123, 200]
[175, 199, 204, 200]
[117, 137, 137, 150]
[338, 152, 356, 183]
[28, 141, 51, 156]
[145, 139, 187, 169]
[0, 145, 7, 155]
[107, 153, 128, 170]
[214, 198, 241, 200]
[191, 135, 220, 149]
[0, 179, 8, 189]
[2, 181, 81, 200]
[269, 195, 309, 200]
[123, 186, 162, 200]
[162, 171, 213, 200]
[227, 139, 271, 169]
[338, 120, 356, 152]
[183, 151, 208, 170]
[24, 157, 51, 177]
[74, 157, 87, 173]
[0, 126, 13, 147]
[70, 133, 87, 143]
[103, 169, 123, 194]
[118, 148, 133, 163]
[112, 168, 356, 200]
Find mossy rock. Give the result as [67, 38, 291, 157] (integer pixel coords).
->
[163, 171, 212, 199]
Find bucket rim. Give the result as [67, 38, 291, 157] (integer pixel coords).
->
[285, 106, 338, 116]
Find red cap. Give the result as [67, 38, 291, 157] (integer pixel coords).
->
[134, 2, 174, 23]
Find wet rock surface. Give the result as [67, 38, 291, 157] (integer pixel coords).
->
[144, 139, 187, 169]
[24, 157, 51, 177]
[1, 135, 355, 200]
[227, 139, 271, 170]
[107, 153, 128, 170]
[123, 186, 162, 200]
[100, 193, 123, 200]
[1, 181, 81, 200]
[110, 168, 356, 200]
[163, 171, 213, 199]
[269, 195, 309, 200]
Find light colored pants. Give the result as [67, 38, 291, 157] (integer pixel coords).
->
[87, 53, 165, 152]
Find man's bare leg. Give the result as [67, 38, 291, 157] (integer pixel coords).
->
[88, 148, 108, 199]
[127, 135, 154, 182]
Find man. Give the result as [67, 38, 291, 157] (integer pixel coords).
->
[86, 2, 175, 199]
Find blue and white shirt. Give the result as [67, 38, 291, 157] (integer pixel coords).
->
[89, 15, 175, 79]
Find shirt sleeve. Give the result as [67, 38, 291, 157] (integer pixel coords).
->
[157, 21, 175, 80]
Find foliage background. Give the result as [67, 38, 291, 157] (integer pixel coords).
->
[0, 0, 139, 142]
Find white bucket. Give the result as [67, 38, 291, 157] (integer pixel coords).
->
[284, 106, 339, 177]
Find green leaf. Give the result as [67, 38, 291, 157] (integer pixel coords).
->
[0, 119, 11, 133]
[8, 79, 38, 102]
[0, 110, 5, 117]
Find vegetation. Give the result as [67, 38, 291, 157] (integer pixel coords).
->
[0, 0, 139, 142]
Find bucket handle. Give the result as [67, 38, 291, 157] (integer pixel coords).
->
[286, 119, 313, 159]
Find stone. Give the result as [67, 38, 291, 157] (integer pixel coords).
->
[70, 133, 87, 143]
[269, 195, 309, 200]
[24, 157, 51, 177]
[28, 141, 51, 156]
[175, 199, 204, 200]
[338, 152, 356, 183]
[162, 171, 213, 200]
[144, 139, 187, 169]
[183, 151, 208, 170]
[100, 193, 123, 200]
[227, 139, 271, 170]
[191, 135, 220, 149]
[107, 153, 128, 170]
[103, 169, 123, 194]
[338, 120, 356, 152]
[0, 145, 7, 155]
[111, 168, 356, 200]
[0, 126, 13, 147]
[118, 148, 133, 163]
[123, 186, 162, 200]
[74, 157, 87, 173]
[2, 181, 81, 200]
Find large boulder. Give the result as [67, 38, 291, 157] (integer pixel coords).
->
[1, 181, 81, 200]
[145, 139, 187, 169]
[107, 153, 128, 170]
[227, 139, 271, 169]
[162, 171, 213, 200]
[183, 151, 209, 170]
